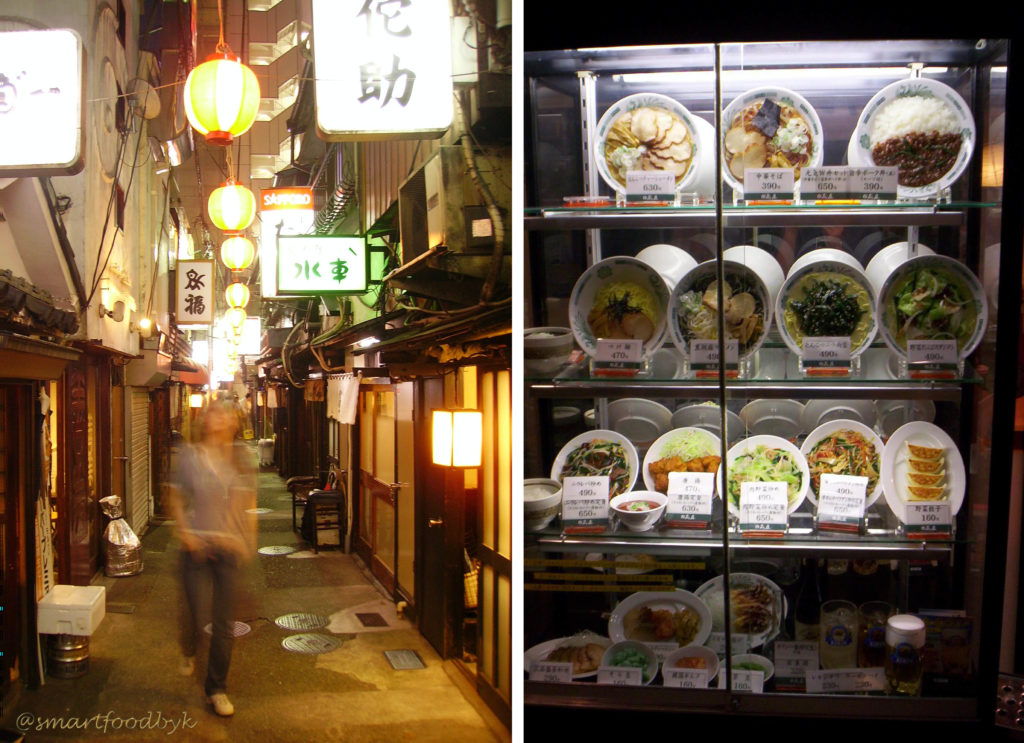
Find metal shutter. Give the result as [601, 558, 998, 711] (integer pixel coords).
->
[128, 389, 150, 535]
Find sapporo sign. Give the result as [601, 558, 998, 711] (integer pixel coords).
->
[176, 260, 215, 326]
[0, 29, 85, 175]
[276, 236, 369, 295]
[311, 0, 453, 140]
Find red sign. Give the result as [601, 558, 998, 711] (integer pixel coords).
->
[260, 187, 314, 211]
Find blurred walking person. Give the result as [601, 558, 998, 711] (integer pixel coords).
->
[167, 395, 257, 717]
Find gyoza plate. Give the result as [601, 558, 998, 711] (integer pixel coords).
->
[608, 590, 712, 648]
[881, 421, 965, 523]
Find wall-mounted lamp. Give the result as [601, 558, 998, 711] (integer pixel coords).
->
[432, 409, 483, 468]
[189, 393, 205, 409]
[98, 299, 126, 322]
[134, 316, 155, 337]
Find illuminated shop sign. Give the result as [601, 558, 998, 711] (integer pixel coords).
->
[276, 236, 368, 295]
[261, 187, 314, 210]
[311, 0, 453, 140]
[176, 260, 215, 326]
[259, 188, 316, 300]
[0, 29, 85, 175]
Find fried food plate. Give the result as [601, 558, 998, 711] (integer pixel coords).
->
[641, 426, 722, 494]
[694, 572, 785, 649]
[608, 590, 712, 649]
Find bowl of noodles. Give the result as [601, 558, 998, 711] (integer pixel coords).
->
[799, 419, 885, 507]
[593, 93, 704, 195]
[721, 87, 823, 196]
[668, 259, 773, 363]
[569, 256, 670, 361]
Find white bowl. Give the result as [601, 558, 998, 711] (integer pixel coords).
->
[776, 260, 878, 360]
[600, 641, 659, 685]
[800, 419, 886, 507]
[690, 115, 717, 199]
[669, 259, 774, 362]
[672, 403, 744, 445]
[788, 248, 863, 279]
[864, 242, 936, 299]
[722, 245, 786, 307]
[876, 253, 988, 360]
[874, 399, 936, 439]
[852, 78, 976, 198]
[550, 430, 640, 500]
[524, 478, 562, 531]
[739, 399, 805, 440]
[800, 399, 878, 432]
[593, 93, 704, 196]
[719, 434, 811, 516]
[607, 398, 673, 453]
[524, 326, 574, 377]
[635, 244, 698, 290]
[569, 256, 670, 361]
[662, 645, 720, 685]
[610, 491, 668, 532]
[729, 653, 775, 682]
[721, 87, 824, 196]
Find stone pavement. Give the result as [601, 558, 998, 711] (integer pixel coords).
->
[1, 465, 509, 743]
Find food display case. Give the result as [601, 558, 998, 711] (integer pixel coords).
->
[523, 35, 1020, 730]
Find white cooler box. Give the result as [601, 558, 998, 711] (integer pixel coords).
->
[37, 585, 106, 636]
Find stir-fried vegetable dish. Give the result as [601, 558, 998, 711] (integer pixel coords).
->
[560, 439, 632, 498]
[806, 428, 881, 497]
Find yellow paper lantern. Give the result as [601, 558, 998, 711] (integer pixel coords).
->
[220, 235, 256, 271]
[209, 180, 256, 233]
[183, 53, 261, 146]
[225, 307, 247, 328]
[225, 282, 250, 309]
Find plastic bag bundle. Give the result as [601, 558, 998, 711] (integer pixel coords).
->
[100, 495, 143, 577]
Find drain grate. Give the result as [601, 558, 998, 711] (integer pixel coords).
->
[282, 633, 341, 655]
[106, 603, 136, 614]
[384, 649, 425, 670]
[258, 545, 298, 556]
[204, 621, 251, 638]
[356, 612, 388, 628]
[274, 612, 329, 631]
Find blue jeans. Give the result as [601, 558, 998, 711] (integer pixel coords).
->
[179, 548, 240, 696]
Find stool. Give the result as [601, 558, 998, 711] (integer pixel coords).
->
[303, 490, 347, 553]
[286, 475, 321, 531]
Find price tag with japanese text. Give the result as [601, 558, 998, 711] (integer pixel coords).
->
[665, 471, 714, 529]
[528, 661, 574, 684]
[800, 166, 851, 201]
[707, 632, 751, 656]
[816, 474, 867, 533]
[743, 168, 794, 200]
[739, 481, 789, 536]
[594, 338, 644, 377]
[904, 501, 953, 538]
[561, 476, 609, 534]
[907, 339, 958, 379]
[597, 665, 643, 686]
[849, 166, 898, 201]
[806, 668, 886, 694]
[802, 336, 851, 373]
[718, 669, 765, 693]
[626, 171, 676, 203]
[690, 339, 739, 377]
[774, 641, 819, 692]
[664, 667, 709, 689]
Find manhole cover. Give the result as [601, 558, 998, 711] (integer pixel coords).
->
[274, 612, 329, 631]
[384, 649, 425, 670]
[282, 633, 341, 654]
[356, 612, 388, 628]
[259, 545, 297, 556]
[204, 621, 251, 638]
[246, 508, 274, 514]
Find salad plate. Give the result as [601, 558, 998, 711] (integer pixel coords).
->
[876, 254, 987, 361]
[718, 434, 811, 516]
[694, 572, 785, 649]
[608, 589, 712, 648]
[550, 430, 639, 500]
[800, 419, 886, 507]
[641, 426, 723, 493]
[881, 421, 965, 523]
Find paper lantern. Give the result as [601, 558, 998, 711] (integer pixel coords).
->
[432, 410, 483, 467]
[209, 180, 256, 233]
[225, 281, 249, 309]
[183, 53, 260, 146]
[225, 307, 247, 328]
[220, 235, 255, 271]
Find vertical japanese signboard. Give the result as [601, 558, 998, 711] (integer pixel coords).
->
[277, 236, 369, 295]
[312, 0, 453, 140]
[176, 260, 215, 326]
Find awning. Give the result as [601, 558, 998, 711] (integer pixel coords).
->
[0, 332, 81, 380]
[172, 356, 209, 386]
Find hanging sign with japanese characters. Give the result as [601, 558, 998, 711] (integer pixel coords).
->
[176, 260, 214, 326]
[276, 236, 369, 295]
[311, 0, 453, 140]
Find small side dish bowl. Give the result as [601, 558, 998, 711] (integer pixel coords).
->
[610, 491, 668, 532]
[601, 640, 659, 685]
[662, 645, 720, 686]
[524, 478, 562, 532]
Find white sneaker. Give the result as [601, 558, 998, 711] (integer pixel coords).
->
[208, 692, 234, 717]
[179, 656, 195, 676]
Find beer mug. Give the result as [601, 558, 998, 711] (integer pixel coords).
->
[858, 601, 894, 667]
[819, 599, 858, 669]
[884, 614, 926, 696]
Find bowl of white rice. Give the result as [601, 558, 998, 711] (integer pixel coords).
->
[852, 78, 975, 198]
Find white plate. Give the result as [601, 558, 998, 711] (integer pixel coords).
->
[800, 399, 878, 432]
[876, 253, 988, 361]
[788, 248, 862, 279]
[776, 260, 878, 360]
[608, 398, 673, 450]
[874, 399, 937, 439]
[694, 572, 785, 649]
[635, 244, 698, 290]
[550, 429, 639, 500]
[718, 434, 811, 516]
[672, 403, 744, 444]
[608, 590, 712, 648]
[524, 633, 613, 680]
[800, 419, 886, 507]
[739, 399, 805, 440]
[593, 93, 704, 195]
[569, 256, 670, 361]
[852, 78, 976, 198]
[881, 421, 966, 522]
[721, 87, 824, 196]
[669, 259, 773, 362]
[722, 244, 786, 307]
[641, 426, 723, 493]
[864, 241, 936, 300]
